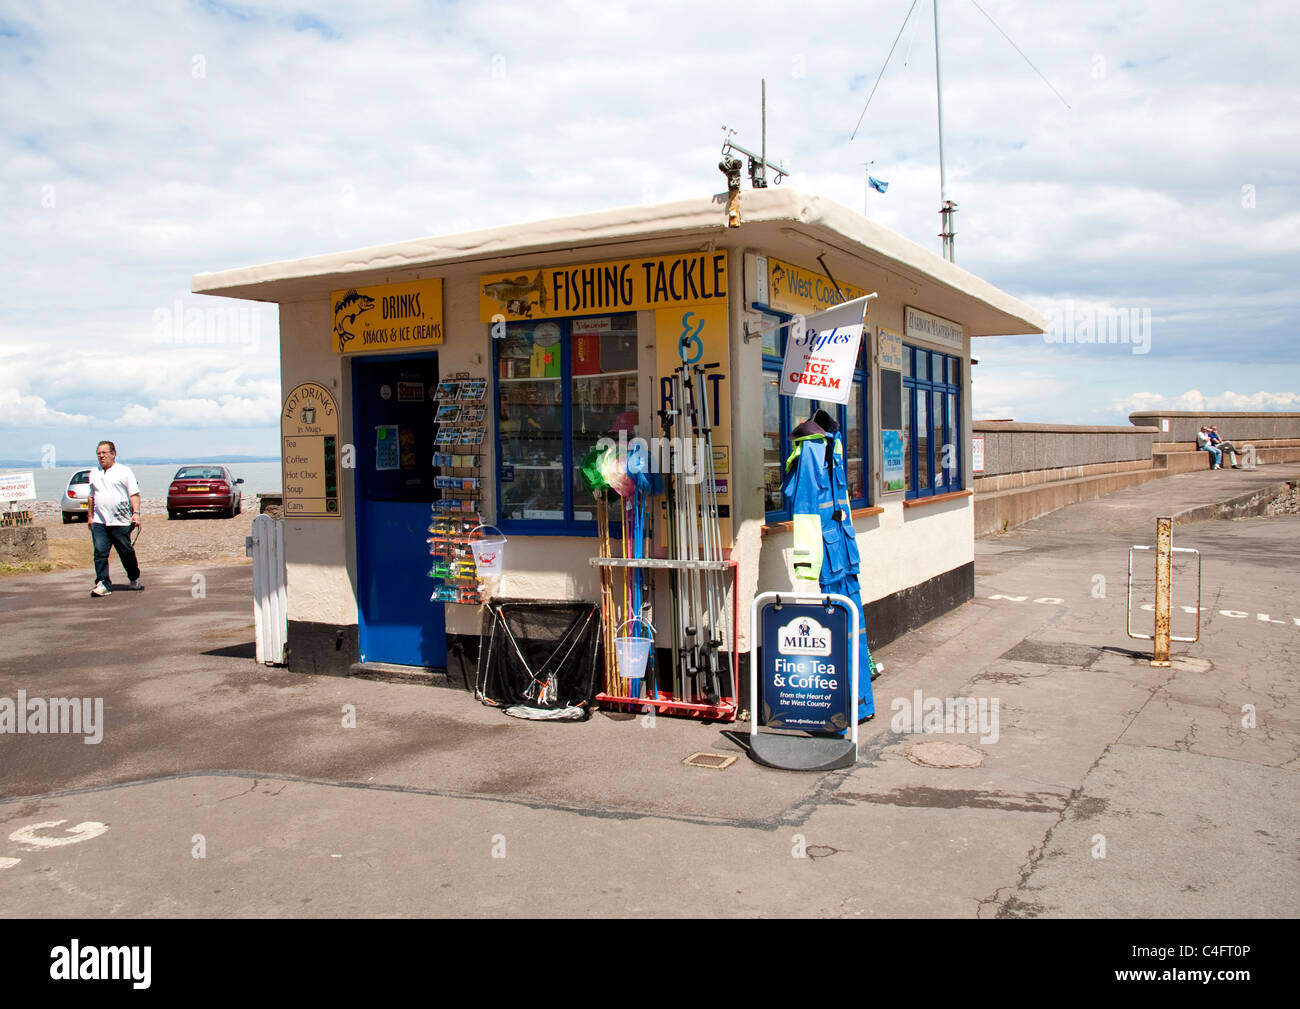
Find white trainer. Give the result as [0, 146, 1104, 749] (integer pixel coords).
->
[91, 581, 111, 597]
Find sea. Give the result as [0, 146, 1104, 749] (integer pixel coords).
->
[0, 461, 285, 503]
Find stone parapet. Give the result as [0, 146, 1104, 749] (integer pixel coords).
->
[973, 421, 1156, 477]
[1129, 411, 1300, 443]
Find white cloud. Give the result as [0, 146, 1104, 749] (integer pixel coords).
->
[0, 388, 92, 428]
[115, 395, 280, 429]
[1113, 389, 1300, 414]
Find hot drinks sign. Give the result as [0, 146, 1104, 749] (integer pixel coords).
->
[760, 602, 851, 733]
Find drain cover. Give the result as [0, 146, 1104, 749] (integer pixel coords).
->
[905, 741, 985, 768]
[683, 751, 737, 770]
[1000, 639, 1102, 667]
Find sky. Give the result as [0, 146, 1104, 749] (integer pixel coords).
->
[1, 0, 1297, 462]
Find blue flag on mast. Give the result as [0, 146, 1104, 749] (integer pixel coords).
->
[868, 176, 889, 194]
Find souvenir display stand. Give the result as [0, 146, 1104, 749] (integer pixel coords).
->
[427, 372, 489, 605]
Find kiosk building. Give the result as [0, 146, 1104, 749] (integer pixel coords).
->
[194, 189, 1046, 682]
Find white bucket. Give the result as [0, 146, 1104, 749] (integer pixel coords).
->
[612, 618, 655, 684]
[614, 636, 652, 682]
[468, 525, 507, 577]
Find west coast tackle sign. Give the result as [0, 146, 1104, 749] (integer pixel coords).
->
[757, 255, 868, 316]
[331, 278, 443, 354]
[479, 251, 728, 322]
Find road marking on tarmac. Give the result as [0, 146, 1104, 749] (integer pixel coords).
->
[9, 820, 109, 850]
[987, 595, 1297, 628]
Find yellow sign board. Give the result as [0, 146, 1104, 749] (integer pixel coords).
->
[480, 251, 728, 322]
[281, 381, 341, 518]
[655, 301, 733, 548]
[331, 278, 443, 354]
[765, 256, 867, 317]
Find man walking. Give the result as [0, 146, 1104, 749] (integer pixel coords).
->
[88, 440, 143, 596]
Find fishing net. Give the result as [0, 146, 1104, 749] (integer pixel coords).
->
[476, 600, 602, 720]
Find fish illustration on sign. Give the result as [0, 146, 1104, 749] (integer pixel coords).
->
[334, 290, 375, 349]
[769, 263, 786, 296]
[481, 271, 548, 315]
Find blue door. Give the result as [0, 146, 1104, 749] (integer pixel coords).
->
[352, 354, 446, 668]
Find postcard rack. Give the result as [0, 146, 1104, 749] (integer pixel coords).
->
[428, 372, 488, 604]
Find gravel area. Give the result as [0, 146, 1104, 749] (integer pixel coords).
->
[28, 497, 257, 569]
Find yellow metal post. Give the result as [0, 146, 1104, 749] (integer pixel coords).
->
[1152, 517, 1172, 667]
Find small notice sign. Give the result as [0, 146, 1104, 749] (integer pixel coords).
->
[972, 435, 986, 474]
[882, 430, 905, 491]
[0, 472, 36, 502]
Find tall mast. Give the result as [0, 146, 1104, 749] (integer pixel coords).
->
[934, 0, 956, 261]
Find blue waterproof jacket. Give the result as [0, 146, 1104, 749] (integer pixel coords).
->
[782, 431, 875, 719]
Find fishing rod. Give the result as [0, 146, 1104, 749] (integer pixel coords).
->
[693, 360, 725, 706]
[657, 397, 684, 701]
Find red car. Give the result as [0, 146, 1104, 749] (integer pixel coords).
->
[167, 465, 244, 519]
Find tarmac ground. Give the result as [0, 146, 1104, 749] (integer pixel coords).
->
[1, 465, 1297, 917]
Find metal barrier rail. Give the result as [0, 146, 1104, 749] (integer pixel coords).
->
[1128, 543, 1201, 644]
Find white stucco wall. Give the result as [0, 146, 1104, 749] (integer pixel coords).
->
[278, 298, 356, 626]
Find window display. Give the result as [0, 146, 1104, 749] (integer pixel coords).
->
[495, 313, 639, 530]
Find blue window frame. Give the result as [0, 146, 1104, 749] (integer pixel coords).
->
[493, 314, 639, 535]
[903, 345, 962, 499]
[760, 306, 870, 523]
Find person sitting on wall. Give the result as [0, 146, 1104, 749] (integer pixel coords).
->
[1207, 426, 1244, 469]
[1196, 426, 1223, 469]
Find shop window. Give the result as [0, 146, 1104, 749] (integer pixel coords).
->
[903, 345, 963, 498]
[763, 373, 786, 513]
[495, 313, 638, 532]
[761, 309, 870, 523]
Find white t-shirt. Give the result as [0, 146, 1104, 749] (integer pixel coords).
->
[89, 462, 140, 526]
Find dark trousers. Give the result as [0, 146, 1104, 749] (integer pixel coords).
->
[92, 523, 140, 586]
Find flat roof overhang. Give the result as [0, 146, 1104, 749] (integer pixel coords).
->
[193, 188, 1046, 338]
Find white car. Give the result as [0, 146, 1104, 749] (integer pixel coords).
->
[61, 469, 92, 523]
